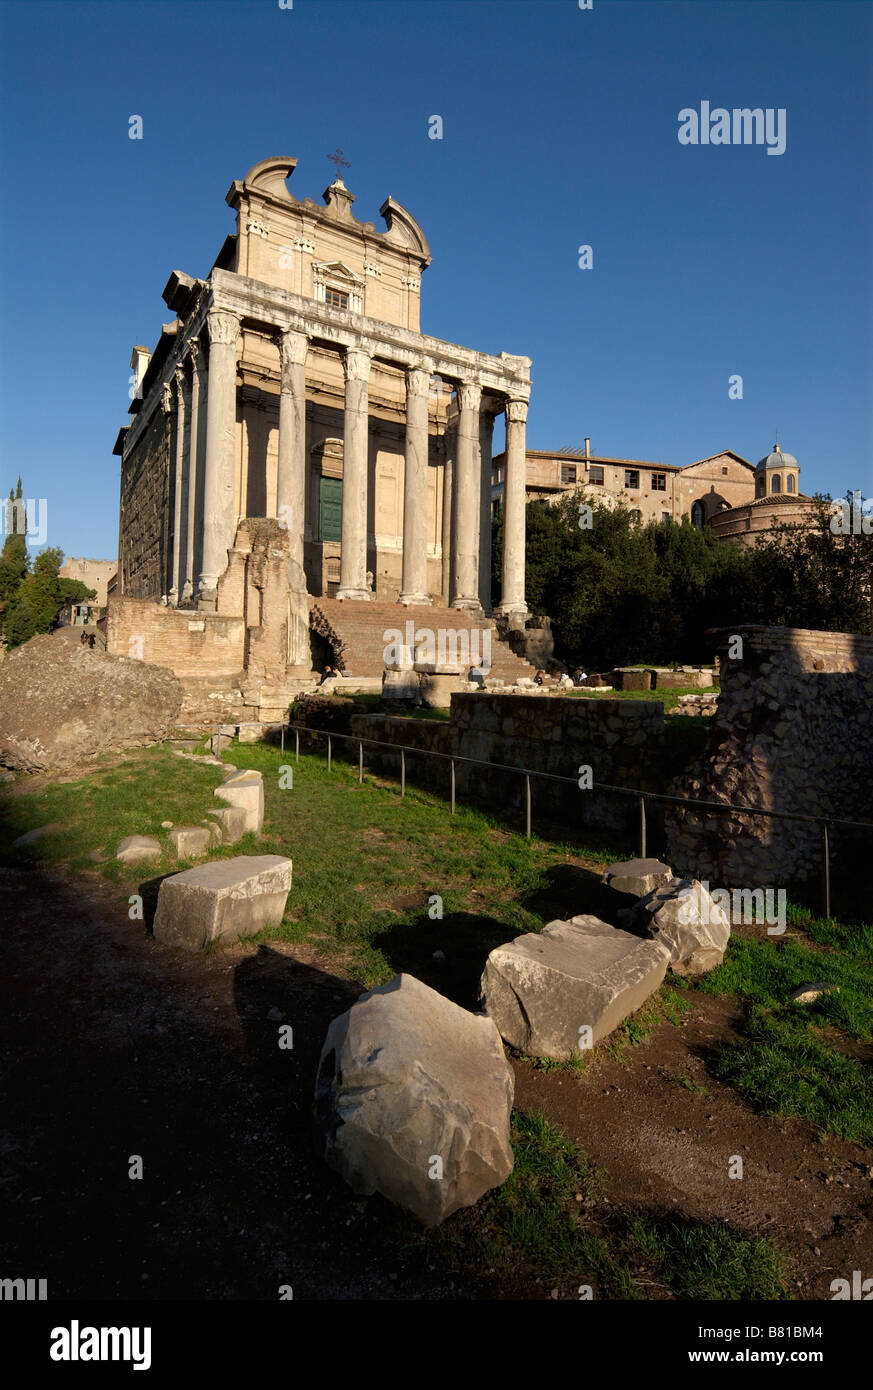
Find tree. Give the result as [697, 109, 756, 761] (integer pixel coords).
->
[2, 544, 96, 649]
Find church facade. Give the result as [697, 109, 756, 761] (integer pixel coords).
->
[109, 157, 532, 718]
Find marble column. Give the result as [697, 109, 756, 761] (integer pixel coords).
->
[496, 397, 529, 623]
[198, 309, 240, 606]
[440, 410, 457, 605]
[451, 380, 482, 613]
[160, 382, 175, 603]
[399, 364, 431, 606]
[182, 340, 205, 601]
[170, 363, 190, 603]
[336, 346, 371, 600]
[478, 404, 496, 614]
[276, 328, 308, 572]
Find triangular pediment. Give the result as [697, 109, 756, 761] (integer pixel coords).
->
[312, 260, 365, 286]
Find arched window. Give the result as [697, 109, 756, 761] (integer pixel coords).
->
[786, 474, 795, 494]
[771, 474, 782, 494]
[691, 500, 705, 529]
[756, 476, 766, 497]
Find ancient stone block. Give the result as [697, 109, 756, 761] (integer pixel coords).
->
[314, 973, 514, 1226]
[116, 834, 162, 864]
[207, 806, 248, 845]
[169, 825, 212, 859]
[480, 916, 668, 1058]
[214, 768, 264, 835]
[153, 854, 292, 950]
[602, 858, 674, 898]
[628, 878, 731, 976]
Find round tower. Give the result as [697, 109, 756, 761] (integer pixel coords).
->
[755, 442, 799, 498]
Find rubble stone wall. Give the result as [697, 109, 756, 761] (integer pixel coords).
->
[666, 626, 873, 889]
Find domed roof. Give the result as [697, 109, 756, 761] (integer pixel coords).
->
[757, 442, 797, 470]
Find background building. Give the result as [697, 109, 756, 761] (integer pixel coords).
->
[493, 439, 815, 543]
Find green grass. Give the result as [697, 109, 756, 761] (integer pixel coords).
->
[0, 739, 622, 989]
[696, 904, 873, 1144]
[565, 685, 711, 712]
[414, 1110, 790, 1300]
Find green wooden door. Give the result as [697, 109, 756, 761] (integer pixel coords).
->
[319, 476, 342, 542]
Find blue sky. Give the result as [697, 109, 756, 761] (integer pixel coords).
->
[0, 0, 870, 560]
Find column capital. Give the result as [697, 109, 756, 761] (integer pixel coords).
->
[161, 380, 174, 415]
[187, 337, 203, 372]
[405, 364, 431, 398]
[343, 346, 370, 382]
[275, 327, 309, 366]
[505, 398, 528, 425]
[457, 380, 482, 413]
[174, 361, 189, 392]
[206, 308, 241, 346]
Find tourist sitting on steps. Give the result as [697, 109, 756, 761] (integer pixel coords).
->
[467, 663, 486, 689]
[533, 670, 545, 686]
[318, 664, 338, 686]
[572, 666, 587, 686]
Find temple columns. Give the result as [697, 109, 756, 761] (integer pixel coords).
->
[198, 308, 240, 606]
[478, 404, 496, 614]
[276, 329, 308, 573]
[496, 397, 528, 624]
[336, 346, 371, 600]
[451, 380, 482, 613]
[398, 364, 432, 605]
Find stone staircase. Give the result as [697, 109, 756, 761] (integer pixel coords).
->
[309, 597, 539, 683]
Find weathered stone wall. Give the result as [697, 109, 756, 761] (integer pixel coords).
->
[666, 626, 873, 890]
[119, 403, 173, 599]
[294, 692, 664, 839]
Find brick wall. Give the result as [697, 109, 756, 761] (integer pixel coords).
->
[106, 597, 245, 679]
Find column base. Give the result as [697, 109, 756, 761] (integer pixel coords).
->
[398, 591, 431, 607]
[495, 602, 529, 630]
[197, 589, 218, 613]
[452, 596, 485, 619]
[335, 586, 373, 602]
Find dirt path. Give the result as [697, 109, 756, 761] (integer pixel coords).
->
[512, 994, 873, 1299]
[2, 859, 870, 1301]
[0, 863, 481, 1300]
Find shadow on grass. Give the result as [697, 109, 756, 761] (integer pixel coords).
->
[370, 911, 524, 1010]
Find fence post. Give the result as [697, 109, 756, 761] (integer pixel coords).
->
[401, 748, 406, 800]
[450, 759, 455, 815]
[327, 734, 332, 771]
[295, 727, 299, 763]
[639, 795, 647, 858]
[525, 773, 531, 840]
[822, 822, 831, 919]
[358, 740, 363, 784]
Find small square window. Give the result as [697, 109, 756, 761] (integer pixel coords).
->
[625, 469, 639, 489]
[325, 287, 349, 310]
[588, 465, 604, 485]
[651, 472, 666, 491]
[561, 464, 577, 484]
[722, 466, 728, 475]
[662, 511, 670, 523]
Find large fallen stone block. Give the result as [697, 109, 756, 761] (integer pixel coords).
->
[153, 854, 292, 951]
[116, 834, 161, 864]
[169, 825, 212, 859]
[480, 916, 668, 1058]
[628, 879, 731, 977]
[314, 973, 514, 1226]
[214, 769, 263, 835]
[602, 857, 673, 898]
